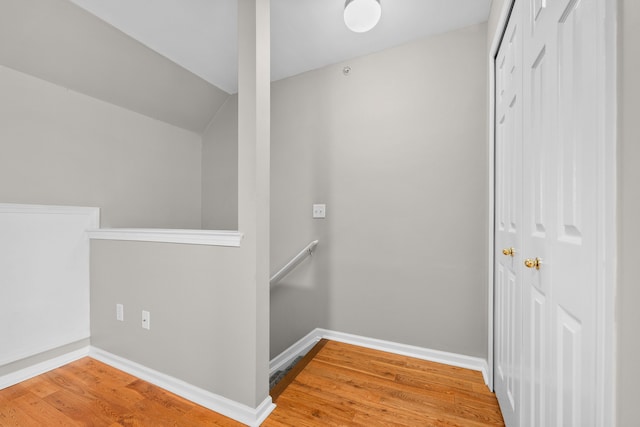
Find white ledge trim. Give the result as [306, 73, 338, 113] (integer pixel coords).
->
[88, 228, 243, 247]
[0, 203, 100, 219]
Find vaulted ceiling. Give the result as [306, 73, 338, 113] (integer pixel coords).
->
[0, 0, 491, 133]
[69, 0, 492, 93]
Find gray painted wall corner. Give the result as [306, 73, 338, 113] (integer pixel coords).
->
[202, 95, 239, 231]
[268, 22, 489, 359]
[617, 0, 640, 424]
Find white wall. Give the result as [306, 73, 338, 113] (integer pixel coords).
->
[0, 205, 97, 366]
[0, 65, 203, 228]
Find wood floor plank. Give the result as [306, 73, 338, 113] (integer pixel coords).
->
[282, 381, 434, 427]
[318, 345, 477, 393]
[10, 392, 81, 426]
[42, 388, 123, 426]
[128, 397, 191, 426]
[314, 346, 398, 381]
[0, 390, 76, 427]
[69, 372, 145, 410]
[0, 402, 44, 427]
[274, 393, 356, 426]
[301, 359, 457, 407]
[126, 379, 193, 417]
[18, 376, 60, 400]
[179, 405, 244, 427]
[324, 342, 486, 382]
[394, 373, 499, 405]
[0, 384, 28, 402]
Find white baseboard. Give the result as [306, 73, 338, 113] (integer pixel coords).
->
[90, 347, 275, 427]
[270, 328, 491, 388]
[269, 329, 323, 374]
[0, 346, 90, 390]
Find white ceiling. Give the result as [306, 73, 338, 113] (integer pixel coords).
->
[69, 0, 491, 94]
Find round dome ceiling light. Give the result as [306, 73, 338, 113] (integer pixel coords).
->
[344, 0, 382, 33]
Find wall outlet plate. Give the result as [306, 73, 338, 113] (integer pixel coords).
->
[142, 310, 150, 330]
[116, 304, 124, 321]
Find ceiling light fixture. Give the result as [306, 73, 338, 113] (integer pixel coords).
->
[344, 0, 382, 33]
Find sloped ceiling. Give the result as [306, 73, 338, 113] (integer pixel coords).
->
[0, 0, 229, 133]
[70, 0, 492, 94]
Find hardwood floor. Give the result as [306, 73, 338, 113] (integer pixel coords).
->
[264, 340, 504, 426]
[0, 341, 504, 426]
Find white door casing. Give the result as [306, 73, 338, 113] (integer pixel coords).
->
[494, 1, 523, 425]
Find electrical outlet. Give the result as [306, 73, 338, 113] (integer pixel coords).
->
[313, 204, 326, 219]
[116, 304, 124, 321]
[142, 310, 150, 330]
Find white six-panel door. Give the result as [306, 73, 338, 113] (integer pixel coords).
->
[495, 0, 601, 425]
[521, 0, 555, 425]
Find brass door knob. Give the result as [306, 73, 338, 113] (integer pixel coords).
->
[502, 247, 515, 257]
[524, 258, 541, 270]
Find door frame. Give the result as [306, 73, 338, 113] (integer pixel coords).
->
[487, 0, 516, 395]
[486, 0, 617, 424]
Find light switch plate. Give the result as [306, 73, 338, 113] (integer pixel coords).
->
[313, 204, 326, 219]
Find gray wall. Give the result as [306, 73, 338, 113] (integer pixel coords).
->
[269, 23, 489, 359]
[90, 240, 258, 406]
[202, 96, 239, 230]
[0, 65, 202, 228]
[617, 0, 639, 424]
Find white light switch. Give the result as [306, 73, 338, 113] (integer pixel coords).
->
[313, 204, 326, 219]
[116, 304, 124, 321]
[142, 310, 150, 330]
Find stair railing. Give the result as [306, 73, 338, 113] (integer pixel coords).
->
[270, 240, 319, 287]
